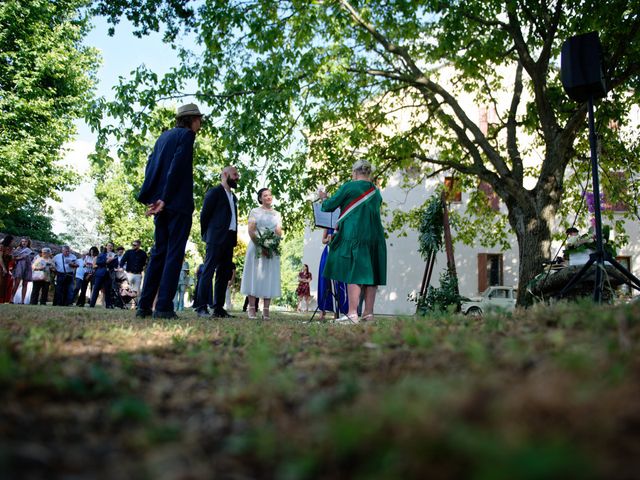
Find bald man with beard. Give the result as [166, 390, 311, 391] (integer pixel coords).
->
[195, 166, 240, 318]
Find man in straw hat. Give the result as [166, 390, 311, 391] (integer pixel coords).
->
[136, 103, 203, 319]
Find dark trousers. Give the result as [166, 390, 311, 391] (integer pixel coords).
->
[193, 278, 213, 309]
[138, 209, 192, 313]
[30, 281, 50, 305]
[54, 273, 74, 306]
[195, 231, 236, 313]
[89, 271, 112, 308]
[76, 274, 93, 306]
[71, 276, 83, 304]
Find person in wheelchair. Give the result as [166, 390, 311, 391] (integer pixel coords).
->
[112, 269, 137, 309]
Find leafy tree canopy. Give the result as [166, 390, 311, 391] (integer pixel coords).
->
[0, 201, 59, 244]
[89, 0, 640, 304]
[0, 0, 99, 237]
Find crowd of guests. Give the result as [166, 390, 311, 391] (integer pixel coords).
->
[2, 104, 388, 323]
[0, 159, 386, 324]
[0, 236, 149, 308]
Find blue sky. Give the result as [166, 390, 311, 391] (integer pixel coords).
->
[52, 16, 187, 233]
[77, 16, 186, 138]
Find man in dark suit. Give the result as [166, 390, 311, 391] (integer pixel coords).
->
[195, 165, 240, 318]
[121, 240, 148, 302]
[135, 103, 203, 319]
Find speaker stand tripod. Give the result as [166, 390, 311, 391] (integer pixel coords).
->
[560, 96, 640, 301]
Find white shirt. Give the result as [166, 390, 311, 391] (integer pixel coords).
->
[53, 253, 77, 273]
[74, 258, 85, 279]
[225, 188, 237, 231]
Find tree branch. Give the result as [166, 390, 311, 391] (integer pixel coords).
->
[341, 0, 518, 182]
[506, 2, 559, 158]
[507, 62, 524, 182]
[338, 0, 422, 77]
[538, 0, 564, 73]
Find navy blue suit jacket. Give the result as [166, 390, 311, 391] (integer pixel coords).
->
[137, 127, 196, 216]
[200, 184, 238, 246]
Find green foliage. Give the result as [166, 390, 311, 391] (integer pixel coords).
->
[0, 201, 59, 243]
[564, 225, 619, 257]
[91, 0, 196, 41]
[417, 194, 444, 260]
[231, 239, 248, 281]
[449, 183, 512, 251]
[412, 269, 464, 315]
[273, 231, 303, 309]
[93, 165, 155, 247]
[0, 0, 99, 232]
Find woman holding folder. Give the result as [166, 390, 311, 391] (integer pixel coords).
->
[318, 159, 386, 323]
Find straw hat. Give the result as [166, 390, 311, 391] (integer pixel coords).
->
[176, 103, 204, 118]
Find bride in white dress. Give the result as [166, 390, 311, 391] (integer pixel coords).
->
[240, 188, 282, 319]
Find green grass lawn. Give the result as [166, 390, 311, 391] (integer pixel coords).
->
[1, 302, 639, 479]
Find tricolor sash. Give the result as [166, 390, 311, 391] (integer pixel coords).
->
[336, 185, 377, 225]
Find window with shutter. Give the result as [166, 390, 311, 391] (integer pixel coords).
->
[478, 253, 503, 293]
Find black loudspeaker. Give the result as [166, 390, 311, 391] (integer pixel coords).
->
[561, 31, 607, 102]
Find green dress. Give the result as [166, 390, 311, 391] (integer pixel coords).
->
[321, 180, 387, 285]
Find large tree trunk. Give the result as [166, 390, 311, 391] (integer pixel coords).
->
[507, 196, 556, 306]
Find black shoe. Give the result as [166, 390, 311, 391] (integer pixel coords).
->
[196, 309, 211, 318]
[213, 309, 234, 318]
[136, 308, 153, 318]
[153, 310, 179, 319]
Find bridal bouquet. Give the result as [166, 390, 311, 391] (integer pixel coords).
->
[255, 228, 281, 259]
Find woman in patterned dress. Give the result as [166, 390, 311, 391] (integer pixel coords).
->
[11, 238, 33, 304]
[296, 264, 312, 312]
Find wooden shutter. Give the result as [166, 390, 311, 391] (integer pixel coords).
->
[478, 253, 488, 293]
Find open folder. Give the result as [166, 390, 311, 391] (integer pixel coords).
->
[312, 202, 340, 229]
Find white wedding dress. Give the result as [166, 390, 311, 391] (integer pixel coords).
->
[240, 207, 282, 299]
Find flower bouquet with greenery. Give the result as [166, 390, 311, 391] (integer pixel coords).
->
[255, 228, 281, 259]
[565, 225, 618, 257]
